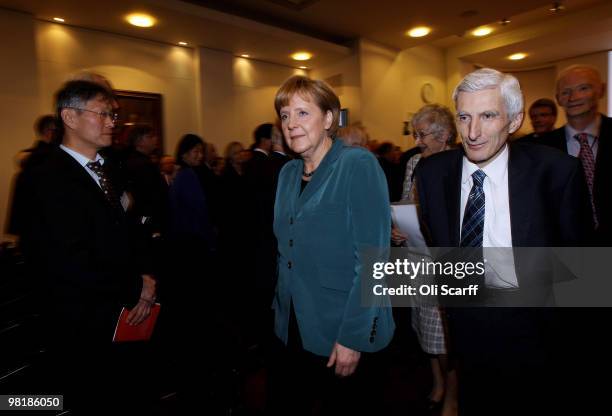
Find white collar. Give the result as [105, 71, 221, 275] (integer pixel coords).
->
[253, 148, 269, 156]
[565, 113, 602, 139]
[462, 143, 509, 186]
[60, 144, 104, 167]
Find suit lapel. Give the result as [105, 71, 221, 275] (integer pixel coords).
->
[55, 148, 122, 216]
[508, 144, 531, 246]
[594, 114, 611, 179]
[295, 139, 344, 213]
[445, 150, 462, 246]
[554, 127, 568, 153]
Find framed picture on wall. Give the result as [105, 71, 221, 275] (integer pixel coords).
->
[113, 90, 164, 154]
[339, 108, 349, 128]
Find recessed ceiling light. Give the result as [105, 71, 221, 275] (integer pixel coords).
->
[508, 53, 527, 60]
[178, 42, 188, 46]
[472, 27, 493, 37]
[53, 17, 65, 23]
[549, 2, 565, 13]
[240, 54, 250, 58]
[407, 26, 431, 38]
[291, 52, 312, 61]
[126, 13, 156, 28]
[299, 66, 308, 69]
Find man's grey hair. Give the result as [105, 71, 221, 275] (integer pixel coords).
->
[452, 68, 524, 119]
[70, 71, 114, 92]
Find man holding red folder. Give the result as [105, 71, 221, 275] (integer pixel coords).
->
[20, 79, 157, 413]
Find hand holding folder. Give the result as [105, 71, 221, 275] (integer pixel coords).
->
[112, 303, 160, 342]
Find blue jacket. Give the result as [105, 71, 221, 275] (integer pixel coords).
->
[273, 139, 395, 357]
[168, 167, 215, 248]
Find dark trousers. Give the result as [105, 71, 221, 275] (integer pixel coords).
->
[267, 304, 385, 415]
[38, 339, 156, 415]
[456, 355, 552, 416]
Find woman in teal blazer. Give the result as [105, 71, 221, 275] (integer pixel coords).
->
[271, 75, 394, 405]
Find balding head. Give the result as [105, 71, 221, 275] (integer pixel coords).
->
[556, 65, 603, 90]
[556, 65, 605, 127]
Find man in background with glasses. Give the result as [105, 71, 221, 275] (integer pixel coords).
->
[536, 65, 611, 245]
[19, 80, 157, 414]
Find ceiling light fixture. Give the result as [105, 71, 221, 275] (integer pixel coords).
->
[291, 52, 312, 61]
[407, 26, 431, 38]
[178, 42, 188, 46]
[126, 13, 156, 28]
[472, 27, 493, 37]
[240, 54, 250, 58]
[549, 2, 565, 13]
[299, 66, 308, 69]
[508, 53, 527, 60]
[53, 17, 65, 23]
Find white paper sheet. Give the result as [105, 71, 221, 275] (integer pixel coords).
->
[390, 203, 428, 251]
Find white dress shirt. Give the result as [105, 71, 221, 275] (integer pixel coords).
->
[564, 114, 600, 158]
[60, 144, 104, 187]
[460, 144, 519, 289]
[253, 148, 269, 156]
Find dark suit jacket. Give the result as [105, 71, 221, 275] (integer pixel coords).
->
[534, 114, 612, 244]
[243, 149, 277, 301]
[124, 149, 168, 234]
[516, 131, 542, 143]
[6, 141, 56, 236]
[20, 147, 145, 344]
[415, 143, 591, 355]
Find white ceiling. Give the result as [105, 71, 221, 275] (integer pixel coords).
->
[0, 0, 610, 70]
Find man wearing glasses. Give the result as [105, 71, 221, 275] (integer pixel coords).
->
[20, 80, 156, 413]
[535, 65, 611, 245]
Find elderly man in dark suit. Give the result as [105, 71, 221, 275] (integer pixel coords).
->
[415, 68, 592, 415]
[534, 65, 612, 413]
[534, 65, 611, 244]
[20, 80, 157, 413]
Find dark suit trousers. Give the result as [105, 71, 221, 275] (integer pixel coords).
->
[449, 307, 562, 416]
[267, 304, 385, 415]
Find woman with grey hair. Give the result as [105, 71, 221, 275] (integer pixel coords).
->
[338, 124, 369, 147]
[400, 104, 457, 202]
[393, 103, 458, 415]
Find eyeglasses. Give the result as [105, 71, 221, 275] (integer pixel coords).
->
[413, 130, 435, 140]
[66, 107, 118, 123]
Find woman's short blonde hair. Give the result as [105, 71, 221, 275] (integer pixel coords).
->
[274, 75, 341, 138]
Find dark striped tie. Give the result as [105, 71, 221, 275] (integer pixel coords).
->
[575, 133, 598, 228]
[461, 169, 486, 247]
[86, 160, 123, 214]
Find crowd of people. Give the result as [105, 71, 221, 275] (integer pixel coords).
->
[3, 63, 610, 415]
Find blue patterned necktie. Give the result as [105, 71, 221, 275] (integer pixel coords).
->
[461, 169, 486, 247]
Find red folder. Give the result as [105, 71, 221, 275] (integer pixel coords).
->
[112, 303, 160, 342]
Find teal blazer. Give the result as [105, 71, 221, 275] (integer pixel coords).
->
[273, 139, 395, 357]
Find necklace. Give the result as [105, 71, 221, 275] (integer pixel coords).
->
[302, 138, 331, 178]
